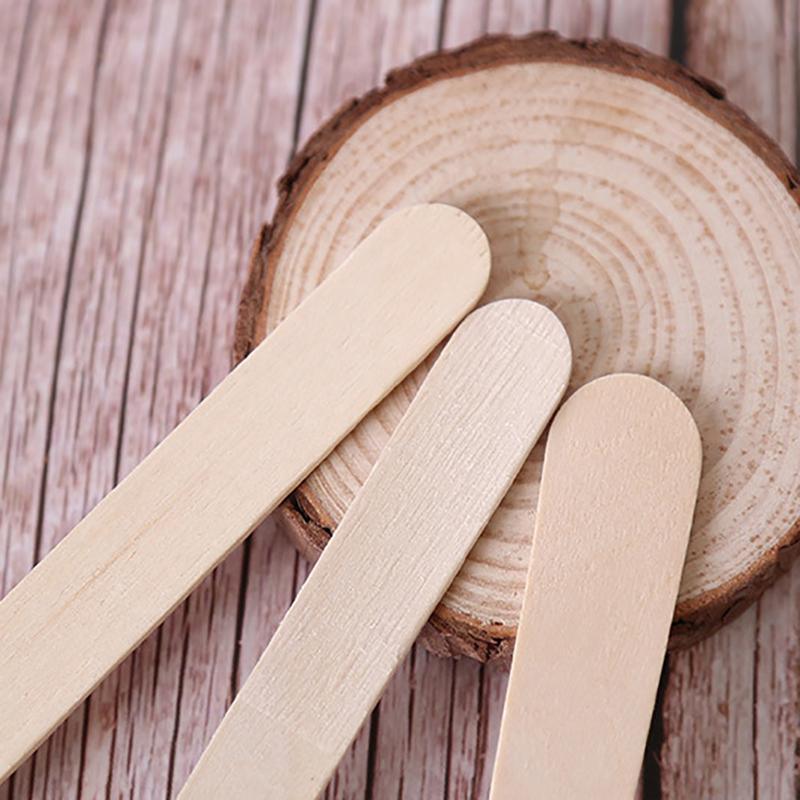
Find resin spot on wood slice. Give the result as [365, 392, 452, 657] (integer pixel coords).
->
[237, 36, 800, 659]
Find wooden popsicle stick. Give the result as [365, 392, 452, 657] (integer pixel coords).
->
[0, 204, 491, 780]
[489, 374, 702, 800]
[178, 299, 572, 800]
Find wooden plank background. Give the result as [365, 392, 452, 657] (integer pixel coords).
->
[0, 1, 797, 797]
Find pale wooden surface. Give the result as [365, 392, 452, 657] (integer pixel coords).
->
[181, 300, 570, 799]
[0, 2, 798, 798]
[490, 375, 701, 800]
[0, 202, 489, 780]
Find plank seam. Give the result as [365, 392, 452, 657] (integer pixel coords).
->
[0, 0, 34, 195]
[668, 0, 688, 63]
[435, 0, 448, 50]
[363, 704, 381, 800]
[32, 0, 111, 564]
[191, 0, 232, 373]
[643, 659, 669, 799]
[103, 0, 186, 792]
[23, 4, 112, 792]
[291, 0, 318, 153]
[225, 0, 316, 737]
[753, 600, 761, 798]
[442, 658, 457, 799]
[469, 664, 487, 800]
[166, 623, 191, 800]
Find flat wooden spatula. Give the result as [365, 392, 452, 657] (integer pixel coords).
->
[489, 373, 702, 800]
[178, 299, 572, 799]
[0, 204, 491, 779]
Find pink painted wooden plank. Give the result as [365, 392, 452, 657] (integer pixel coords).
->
[371, 650, 454, 799]
[442, 1, 547, 47]
[440, 0, 490, 47]
[297, 0, 442, 143]
[0, 0, 30, 168]
[681, 0, 797, 158]
[1, 1, 311, 797]
[608, 0, 672, 54]
[487, 1, 548, 35]
[470, 664, 510, 800]
[547, 0, 610, 38]
[0, 0, 105, 598]
[444, 658, 482, 799]
[0, 1, 109, 796]
[662, 611, 758, 796]
[33, 5, 180, 793]
[93, 3, 312, 796]
[258, 4, 446, 797]
[756, 569, 800, 798]
[28, 2, 219, 795]
[661, 1, 800, 797]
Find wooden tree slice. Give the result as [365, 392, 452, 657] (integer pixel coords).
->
[235, 33, 800, 660]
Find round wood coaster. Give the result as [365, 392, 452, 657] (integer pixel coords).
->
[235, 33, 800, 661]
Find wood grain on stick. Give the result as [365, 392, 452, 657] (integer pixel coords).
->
[0, 204, 489, 780]
[179, 300, 572, 799]
[246, 5, 449, 799]
[3, 6, 797, 798]
[490, 374, 701, 800]
[433, 12, 669, 799]
[238, 34, 800, 658]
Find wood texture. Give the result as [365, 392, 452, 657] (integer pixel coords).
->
[1, 2, 797, 798]
[181, 300, 570, 799]
[660, 2, 800, 798]
[439, 14, 668, 800]
[2, 3, 315, 797]
[0, 203, 489, 779]
[489, 375, 701, 799]
[240, 31, 800, 661]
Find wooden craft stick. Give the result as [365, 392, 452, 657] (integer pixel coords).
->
[489, 374, 702, 800]
[0, 204, 491, 779]
[178, 299, 572, 800]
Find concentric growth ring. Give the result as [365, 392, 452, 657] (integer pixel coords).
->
[235, 34, 800, 660]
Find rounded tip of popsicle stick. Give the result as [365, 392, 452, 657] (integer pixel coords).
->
[561, 373, 703, 465]
[457, 298, 573, 388]
[387, 203, 492, 297]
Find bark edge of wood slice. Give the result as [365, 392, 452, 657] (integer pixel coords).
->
[234, 32, 800, 661]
